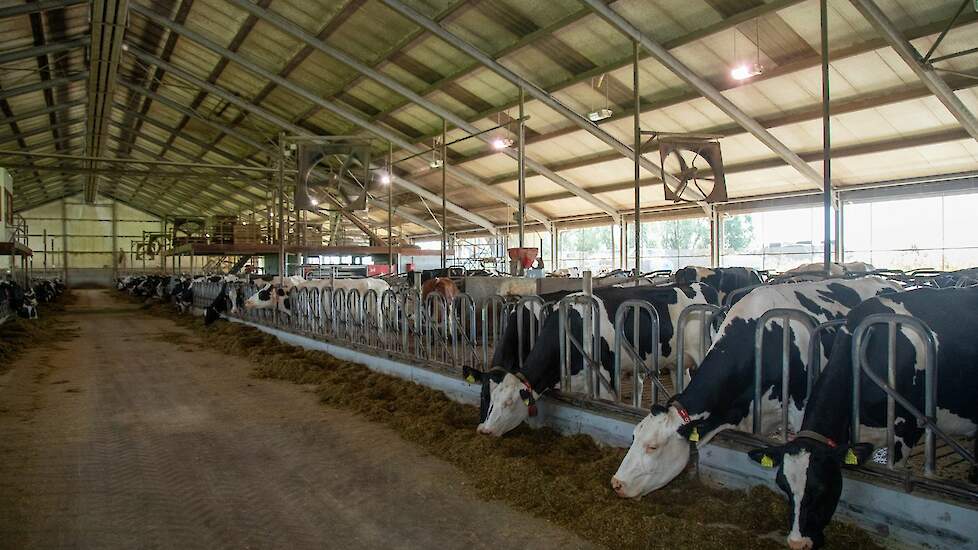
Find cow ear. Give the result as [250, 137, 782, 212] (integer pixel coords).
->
[461, 366, 484, 384]
[487, 369, 507, 384]
[748, 446, 785, 469]
[650, 404, 669, 416]
[519, 388, 532, 405]
[675, 419, 705, 442]
[836, 442, 874, 467]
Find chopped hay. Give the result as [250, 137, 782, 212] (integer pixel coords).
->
[138, 298, 882, 550]
[0, 294, 79, 372]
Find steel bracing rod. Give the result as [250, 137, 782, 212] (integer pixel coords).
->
[378, 0, 687, 195]
[581, 0, 823, 187]
[0, 148, 280, 172]
[850, 0, 978, 143]
[0, 72, 87, 102]
[374, 1, 806, 139]
[921, 0, 970, 63]
[110, 101, 268, 176]
[0, 98, 85, 128]
[228, 0, 613, 223]
[127, 7, 523, 230]
[0, 36, 89, 66]
[109, 175, 221, 216]
[0, 117, 86, 146]
[105, 119, 270, 204]
[96, 136, 262, 210]
[435, 11, 978, 175]
[117, 78, 271, 153]
[0, 0, 86, 19]
[85, 0, 129, 202]
[1, 162, 270, 180]
[115, 142, 261, 211]
[123, 45, 498, 234]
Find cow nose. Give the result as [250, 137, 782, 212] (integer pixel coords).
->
[611, 477, 625, 496]
[787, 538, 812, 550]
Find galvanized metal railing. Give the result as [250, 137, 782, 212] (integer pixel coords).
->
[558, 294, 615, 400]
[516, 295, 545, 369]
[850, 314, 976, 477]
[674, 303, 723, 394]
[752, 308, 818, 441]
[613, 299, 662, 409]
[480, 295, 516, 369]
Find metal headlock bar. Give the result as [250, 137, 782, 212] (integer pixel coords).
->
[806, 318, 846, 403]
[613, 299, 662, 409]
[674, 303, 723, 394]
[851, 313, 977, 477]
[559, 294, 616, 400]
[752, 308, 818, 441]
[451, 294, 478, 368]
[516, 295, 545, 369]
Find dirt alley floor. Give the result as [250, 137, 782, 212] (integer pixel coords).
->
[0, 290, 597, 550]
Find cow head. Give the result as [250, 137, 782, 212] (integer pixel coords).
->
[611, 404, 694, 498]
[244, 283, 275, 309]
[748, 438, 873, 549]
[462, 366, 535, 436]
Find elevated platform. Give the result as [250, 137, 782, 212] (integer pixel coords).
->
[0, 241, 32, 256]
[163, 243, 440, 257]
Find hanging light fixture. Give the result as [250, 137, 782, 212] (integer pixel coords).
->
[429, 137, 443, 168]
[730, 18, 763, 81]
[380, 173, 392, 185]
[587, 74, 614, 122]
[491, 137, 513, 150]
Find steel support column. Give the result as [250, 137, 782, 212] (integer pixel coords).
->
[821, 0, 833, 272]
[632, 40, 641, 279]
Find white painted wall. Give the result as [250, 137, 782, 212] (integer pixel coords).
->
[19, 193, 162, 283]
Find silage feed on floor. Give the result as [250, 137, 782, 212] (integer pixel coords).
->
[0, 295, 78, 372]
[139, 300, 882, 550]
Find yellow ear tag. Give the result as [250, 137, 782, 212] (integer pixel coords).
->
[844, 449, 858, 465]
[688, 427, 700, 442]
[761, 455, 774, 468]
[523, 398, 531, 406]
[465, 375, 475, 384]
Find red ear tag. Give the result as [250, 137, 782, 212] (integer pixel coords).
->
[675, 407, 691, 424]
[527, 404, 538, 417]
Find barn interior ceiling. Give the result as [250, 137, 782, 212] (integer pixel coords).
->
[0, 0, 976, 237]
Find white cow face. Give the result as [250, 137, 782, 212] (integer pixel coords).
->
[611, 406, 692, 498]
[244, 283, 274, 310]
[477, 373, 531, 437]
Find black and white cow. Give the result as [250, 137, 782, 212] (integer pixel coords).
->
[464, 283, 719, 437]
[1, 280, 33, 319]
[674, 266, 763, 302]
[20, 287, 38, 319]
[610, 277, 902, 499]
[747, 287, 978, 550]
[243, 277, 390, 317]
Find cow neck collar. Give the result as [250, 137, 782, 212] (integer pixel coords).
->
[793, 430, 837, 448]
[669, 399, 692, 425]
